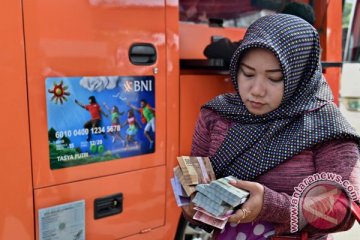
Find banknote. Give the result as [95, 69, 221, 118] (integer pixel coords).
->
[177, 156, 199, 185]
[196, 186, 246, 209]
[190, 176, 250, 222]
[219, 178, 249, 201]
[177, 156, 216, 185]
[190, 157, 216, 184]
[173, 166, 196, 196]
[209, 178, 249, 207]
[194, 206, 233, 221]
[193, 210, 228, 229]
[195, 184, 223, 205]
[170, 178, 190, 206]
[172, 175, 188, 197]
[192, 192, 231, 216]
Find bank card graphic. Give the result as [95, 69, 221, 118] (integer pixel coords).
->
[46, 76, 155, 169]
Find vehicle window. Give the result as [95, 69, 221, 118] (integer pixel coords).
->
[179, 0, 288, 28]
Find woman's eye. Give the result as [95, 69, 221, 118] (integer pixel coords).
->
[242, 71, 254, 77]
[269, 78, 283, 83]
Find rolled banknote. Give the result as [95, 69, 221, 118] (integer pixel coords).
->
[193, 210, 228, 229]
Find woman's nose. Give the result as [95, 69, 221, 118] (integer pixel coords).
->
[250, 78, 266, 97]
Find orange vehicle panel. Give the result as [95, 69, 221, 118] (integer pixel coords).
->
[179, 74, 234, 155]
[314, 0, 342, 104]
[34, 166, 165, 239]
[322, 0, 342, 105]
[180, 22, 246, 59]
[22, 0, 167, 188]
[164, 0, 183, 238]
[0, 1, 34, 240]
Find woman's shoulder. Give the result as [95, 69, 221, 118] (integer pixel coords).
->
[197, 108, 232, 134]
[312, 139, 359, 153]
[199, 108, 232, 128]
[199, 107, 220, 119]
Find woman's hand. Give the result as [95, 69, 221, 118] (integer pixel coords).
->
[228, 180, 265, 224]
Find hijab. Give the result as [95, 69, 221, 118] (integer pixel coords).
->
[203, 14, 360, 180]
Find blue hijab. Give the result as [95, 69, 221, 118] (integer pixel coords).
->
[203, 14, 360, 180]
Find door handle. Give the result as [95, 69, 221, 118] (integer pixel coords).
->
[129, 43, 157, 65]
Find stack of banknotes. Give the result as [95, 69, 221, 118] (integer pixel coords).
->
[171, 156, 249, 229]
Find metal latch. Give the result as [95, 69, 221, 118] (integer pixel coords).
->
[94, 193, 123, 219]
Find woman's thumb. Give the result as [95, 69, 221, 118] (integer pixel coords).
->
[229, 179, 254, 192]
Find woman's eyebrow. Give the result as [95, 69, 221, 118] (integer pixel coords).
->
[240, 63, 282, 73]
[240, 63, 255, 70]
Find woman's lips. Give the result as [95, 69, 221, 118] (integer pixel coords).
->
[249, 100, 265, 109]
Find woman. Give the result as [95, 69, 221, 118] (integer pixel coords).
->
[183, 14, 360, 239]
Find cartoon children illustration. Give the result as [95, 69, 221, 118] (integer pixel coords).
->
[122, 109, 141, 148]
[103, 102, 125, 143]
[128, 99, 155, 149]
[75, 96, 108, 141]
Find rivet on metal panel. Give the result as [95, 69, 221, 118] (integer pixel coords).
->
[153, 67, 158, 74]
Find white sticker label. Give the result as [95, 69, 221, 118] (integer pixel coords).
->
[39, 200, 85, 240]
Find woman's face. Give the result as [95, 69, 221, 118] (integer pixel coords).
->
[237, 48, 284, 115]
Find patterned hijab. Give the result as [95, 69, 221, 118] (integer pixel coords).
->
[203, 14, 360, 180]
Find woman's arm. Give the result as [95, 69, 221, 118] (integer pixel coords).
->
[253, 140, 360, 235]
[255, 186, 292, 234]
[190, 109, 212, 157]
[312, 140, 360, 232]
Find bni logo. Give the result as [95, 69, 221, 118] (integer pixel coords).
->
[124, 80, 152, 92]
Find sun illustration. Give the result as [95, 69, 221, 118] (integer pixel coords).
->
[48, 80, 70, 104]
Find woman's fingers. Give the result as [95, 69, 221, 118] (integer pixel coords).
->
[229, 179, 260, 192]
[227, 180, 265, 223]
[228, 208, 252, 223]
